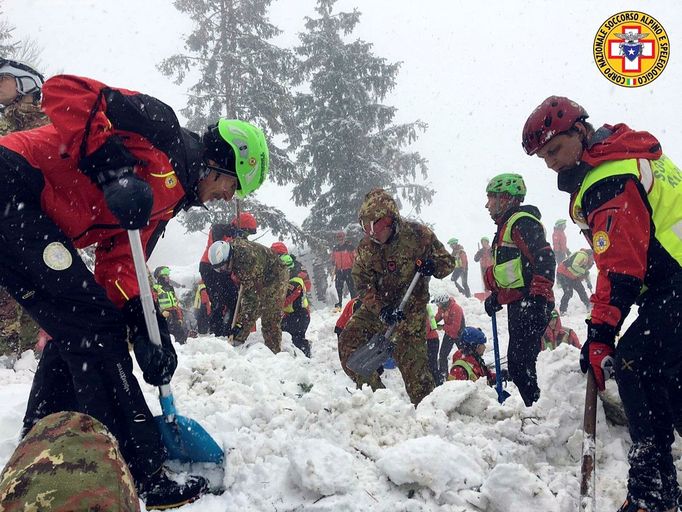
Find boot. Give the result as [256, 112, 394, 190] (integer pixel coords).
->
[616, 497, 650, 512]
[139, 468, 209, 510]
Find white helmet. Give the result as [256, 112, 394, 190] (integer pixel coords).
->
[0, 59, 44, 98]
[208, 241, 231, 267]
[430, 293, 450, 305]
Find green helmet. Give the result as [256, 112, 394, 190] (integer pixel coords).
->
[555, 219, 567, 227]
[280, 254, 294, 269]
[480, 236, 490, 243]
[486, 173, 527, 198]
[447, 238, 458, 246]
[154, 266, 170, 279]
[204, 119, 270, 199]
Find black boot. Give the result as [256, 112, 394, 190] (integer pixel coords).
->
[139, 468, 209, 510]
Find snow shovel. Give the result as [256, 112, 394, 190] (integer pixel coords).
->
[227, 284, 244, 345]
[491, 312, 511, 404]
[346, 272, 422, 378]
[128, 230, 224, 464]
[579, 370, 598, 511]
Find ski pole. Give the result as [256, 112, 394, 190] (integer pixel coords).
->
[491, 312, 511, 404]
[580, 370, 598, 511]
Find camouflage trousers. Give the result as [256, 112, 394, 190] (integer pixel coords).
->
[234, 275, 288, 354]
[338, 304, 435, 405]
[0, 287, 40, 357]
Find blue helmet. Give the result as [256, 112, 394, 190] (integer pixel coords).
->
[461, 327, 487, 346]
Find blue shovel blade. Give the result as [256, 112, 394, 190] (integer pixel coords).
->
[155, 415, 224, 464]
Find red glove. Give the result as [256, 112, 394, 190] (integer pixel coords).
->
[580, 341, 615, 391]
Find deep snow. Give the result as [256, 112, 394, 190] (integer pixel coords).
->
[1, 273, 679, 511]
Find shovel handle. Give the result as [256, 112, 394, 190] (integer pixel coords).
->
[127, 230, 174, 420]
[228, 284, 244, 344]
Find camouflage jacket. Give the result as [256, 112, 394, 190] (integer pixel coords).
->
[231, 239, 288, 327]
[0, 101, 49, 136]
[353, 220, 456, 316]
[0, 411, 140, 511]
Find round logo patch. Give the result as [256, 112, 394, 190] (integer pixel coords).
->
[43, 242, 73, 271]
[165, 175, 178, 189]
[593, 231, 611, 255]
[593, 11, 670, 88]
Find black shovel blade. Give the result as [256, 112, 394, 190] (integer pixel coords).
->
[346, 333, 395, 378]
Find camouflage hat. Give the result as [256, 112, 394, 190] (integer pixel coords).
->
[358, 188, 400, 225]
[0, 411, 140, 511]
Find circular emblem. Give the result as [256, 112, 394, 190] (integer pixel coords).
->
[165, 175, 178, 189]
[248, 157, 257, 167]
[43, 241, 73, 271]
[593, 11, 670, 88]
[593, 231, 611, 255]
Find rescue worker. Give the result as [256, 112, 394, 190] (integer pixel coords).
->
[448, 238, 471, 297]
[0, 73, 269, 508]
[557, 248, 594, 315]
[331, 231, 356, 310]
[192, 280, 211, 335]
[0, 59, 48, 363]
[207, 239, 288, 353]
[432, 293, 465, 382]
[541, 310, 581, 351]
[552, 219, 570, 263]
[483, 173, 555, 407]
[199, 215, 256, 335]
[338, 189, 456, 405]
[448, 326, 497, 385]
[280, 254, 311, 357]
[523, 95, 682, 512]
[153, 266, 187, 345]
[271, 241, 312, 293]
[473, 237, 493, 292]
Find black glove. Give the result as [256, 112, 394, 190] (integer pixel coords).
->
[416, 258, 436, 276]
[123, 298, 177, 386]
[500, 368, 510, 381]
[484, 294, 502, 317]
[226, 322, 243, 339]
[102, 169, 154, 230]
[380, 305, 406, 326]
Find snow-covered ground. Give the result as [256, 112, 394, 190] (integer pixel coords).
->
[1, 277, 679, 511]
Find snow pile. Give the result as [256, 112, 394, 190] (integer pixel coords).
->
[0, 282, 671, 511]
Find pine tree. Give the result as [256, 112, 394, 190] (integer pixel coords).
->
[294, 0, 433, 240]
[158, 0, 302, 239]
[0, 1, 16, 56]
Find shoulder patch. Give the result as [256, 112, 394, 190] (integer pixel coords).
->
[592, 231, 610, 254]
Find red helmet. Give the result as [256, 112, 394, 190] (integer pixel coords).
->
[231, 212, 257, 233]
[522, 96, 588, 155]
[270, 241, 288, 255]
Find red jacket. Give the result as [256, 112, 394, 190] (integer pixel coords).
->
[434, 298, 464, 339]
[334, 298, 360, 335]
[541, 316, 581, 350]
[0, 75, 203, 307]
[570, 124, 673, 337]
[552, 229, 568, 258]
[331, 242, 355, 271]
[448, 350, 495, 384]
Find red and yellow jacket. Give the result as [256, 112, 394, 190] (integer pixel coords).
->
[0, 75, 205, 307]
[434, 298, 464, 339]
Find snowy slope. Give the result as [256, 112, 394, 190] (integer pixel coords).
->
[0, 279, 679, 511]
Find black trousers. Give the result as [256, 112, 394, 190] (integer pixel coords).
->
[281, 309, 311, 357]
[0, 149, 165, 485]
[615, 286, 682, 510]
[450, 269, 471, 297]
[200, 262, 239, 335]
[426, 337, 442, 386]
[195, 306, 209, 334]
[334, 269, 356, 306]
[439, 333, 459, 381]
[506, 298, 551, 407]
[557, 274, 590, 313]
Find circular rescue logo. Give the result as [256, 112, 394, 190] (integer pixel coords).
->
[593, 231, 611, 255]
[43, 241, 73, 271]
[165, 175, 178, 189]
[593, 11, 670, 88]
